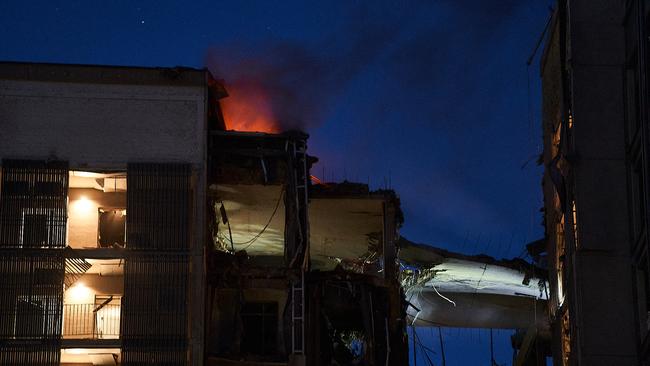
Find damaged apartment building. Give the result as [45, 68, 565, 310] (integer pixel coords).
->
[0, 62, 409, 366]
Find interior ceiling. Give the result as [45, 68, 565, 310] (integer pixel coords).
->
[74, 259, 123, 275]
[216, 184, 286, 256]
[69, 171, 126, 192]
[309, 198, 383, 270]
[216, 184, 385, 269]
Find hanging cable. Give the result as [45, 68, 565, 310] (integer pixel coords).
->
[234, 186, 285, 250]
[431, 283, 456, 307]
[219, 201, 235, 252]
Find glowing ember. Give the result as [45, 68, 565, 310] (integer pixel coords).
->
[220, 82, 279, 133]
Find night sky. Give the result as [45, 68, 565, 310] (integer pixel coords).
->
[0, 1, 553, 364]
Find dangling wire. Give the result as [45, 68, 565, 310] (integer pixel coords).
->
[218, 186, 285, 253]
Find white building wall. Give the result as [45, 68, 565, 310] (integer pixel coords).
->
[0, 80, 206, 166]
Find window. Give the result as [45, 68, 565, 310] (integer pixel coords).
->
[34, 267, 62, 286]
[98, 208, 126, 248]
[23, 214, 49, 247]
[14, 298, 44, 337]
[20, 209, 56, 248]
[241, 302, 278, 355]
[14, 296, 59, 338]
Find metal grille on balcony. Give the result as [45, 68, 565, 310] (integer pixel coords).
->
[0, 159, 68, 366]
[64, 247, 92, 289]
[62, 304, 120, 339]
[122, 163, 191, 365]
[0, 159, 69, 249]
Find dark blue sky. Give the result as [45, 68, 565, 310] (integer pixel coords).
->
[0, 1, 553, 364]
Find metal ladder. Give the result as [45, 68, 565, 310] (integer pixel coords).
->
[290, 139, 309, 356]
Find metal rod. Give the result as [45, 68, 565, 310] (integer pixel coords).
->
[412, 326, 417, 366]
[438, 327, 446, 366]
[490, 328, 495, 365]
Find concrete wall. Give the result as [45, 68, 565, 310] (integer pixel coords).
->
[567, 1, 637, 364]
[0, 79, 206, 167]
[64, 274, 123, 305]
[68, 188, 126, 249]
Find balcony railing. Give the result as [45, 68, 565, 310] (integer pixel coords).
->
[62, 303, 120, 339]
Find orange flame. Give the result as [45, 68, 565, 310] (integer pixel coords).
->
[221, 83, 279, 133]
[310, 175, 327, 186]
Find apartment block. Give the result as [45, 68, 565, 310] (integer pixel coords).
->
[0, 62, 408, 366]
[540, 1, 650, 364]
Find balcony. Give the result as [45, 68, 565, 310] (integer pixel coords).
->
[62, 303, 121, 348]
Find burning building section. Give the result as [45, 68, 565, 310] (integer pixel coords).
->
[205, 131, 408, 365]
[0, 62, 546, 365]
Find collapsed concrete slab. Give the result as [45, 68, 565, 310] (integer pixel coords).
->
[400, 239, 549, 330]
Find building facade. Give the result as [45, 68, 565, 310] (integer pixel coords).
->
[540, 1, 650, 364]
[0, 62, 409, 365]
[0, 62, 212, 365]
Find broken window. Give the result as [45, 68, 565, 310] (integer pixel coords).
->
[98, 208, 126, 248]
[240, 302, 278, 356]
